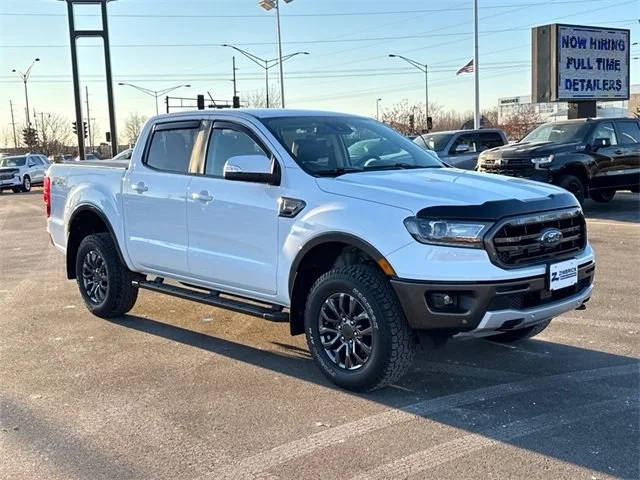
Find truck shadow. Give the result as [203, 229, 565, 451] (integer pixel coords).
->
[583, 191, 640, 223]
[111, 314, 639, 478]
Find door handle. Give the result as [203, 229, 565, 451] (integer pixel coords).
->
[191, 190, 213, 203]
[132, 181, 148, 193]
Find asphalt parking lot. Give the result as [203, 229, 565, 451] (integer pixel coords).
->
[1, 189, 638, 480]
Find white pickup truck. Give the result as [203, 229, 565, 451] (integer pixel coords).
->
[45, 109, 595, 391]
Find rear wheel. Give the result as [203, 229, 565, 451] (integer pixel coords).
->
[75, 233, 138, 318]
[590, 189, 616, 203]
[487, 319, 551, 343]
[21, 175, 31, 192]
[557, 175, 585, 205]
[304, 265, 415, 392]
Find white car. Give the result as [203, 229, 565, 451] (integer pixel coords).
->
[44, 110, 595, 391]
[0, 153, 49, 193]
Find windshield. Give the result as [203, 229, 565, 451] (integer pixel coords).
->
[521, 122, 589, 143]
[416, 133, 453, 151]
[0, 156, 26, 167]
[260, 116, 442, 176]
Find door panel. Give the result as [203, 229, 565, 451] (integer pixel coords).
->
[122, 122, 200, 275]
[187, 123, 280, 295]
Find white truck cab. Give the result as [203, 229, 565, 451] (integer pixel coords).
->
[45, 109, 595, 391]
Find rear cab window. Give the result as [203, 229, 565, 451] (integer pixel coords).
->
[145, 120, 202, 174]
[478, 132, 505, 152]
[450, 134, 477, 154]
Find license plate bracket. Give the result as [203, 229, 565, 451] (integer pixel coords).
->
[548, 259, 578, 291]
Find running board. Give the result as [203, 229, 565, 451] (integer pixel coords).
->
[132, 279, 289, 322]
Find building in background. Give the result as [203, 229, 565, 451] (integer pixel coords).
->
[498, 84, 640, 124]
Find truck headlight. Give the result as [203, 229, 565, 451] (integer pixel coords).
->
[403, 217, 492, 248]
[530, 154, 554, 165]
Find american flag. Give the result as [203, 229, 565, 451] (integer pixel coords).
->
[456, 59, 474, 75]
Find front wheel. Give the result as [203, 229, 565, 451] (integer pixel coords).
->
[487, 319, 551, 343]
[75, 233, 138, 318]
[590, 189, 616, 203]
[556, 175, 585, 205]
[21, 176, 31, 192]
[304, 265, 415, 392]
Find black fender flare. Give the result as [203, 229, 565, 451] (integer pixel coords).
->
[287, 231, 386, 298]
[66, 204, 128, 278]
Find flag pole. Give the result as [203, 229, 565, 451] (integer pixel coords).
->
[473, 0, 480, 129]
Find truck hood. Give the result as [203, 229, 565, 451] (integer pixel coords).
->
[315, 167, 565, 213]
[487, 141, 581, 157]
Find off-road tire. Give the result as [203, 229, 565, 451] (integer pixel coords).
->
[590, 189, 616, 203]
[488, 319, 552, 343]
[75, 233, 138, 318]
[557, 175, 585, 205]
[304, 265, 415, 392]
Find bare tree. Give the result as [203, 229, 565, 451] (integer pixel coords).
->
[380, 99, 439, 134]
[124, 113, 148, 145]
[1, 124, 22, 149]
[499, 105, 543, 142]
[244, 86, 281, 108]
[38, 113, 74, 156]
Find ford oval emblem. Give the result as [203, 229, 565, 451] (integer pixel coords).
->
[539, 228, 563, 248]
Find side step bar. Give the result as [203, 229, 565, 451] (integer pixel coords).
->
[132, 278, 289, 322]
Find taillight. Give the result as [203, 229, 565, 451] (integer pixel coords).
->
[43, 176, 51, 217]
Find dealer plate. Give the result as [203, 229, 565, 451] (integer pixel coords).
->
[549, 258, 578, 291]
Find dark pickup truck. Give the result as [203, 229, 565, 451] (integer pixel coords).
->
[476, 117, 640, 204]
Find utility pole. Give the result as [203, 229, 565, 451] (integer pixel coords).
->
[473, 0, 480, 129]
[85, 86, 93, 151]
[232, 56, 237, 97]
[9, 100, 18, 148]
[274, 0, 285, 108]
[40, 111, 47, 149]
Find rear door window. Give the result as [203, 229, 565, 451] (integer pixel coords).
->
[478, 132, 504, 151]
[614, 121, 640, 145]
[146, 122, 200, 173]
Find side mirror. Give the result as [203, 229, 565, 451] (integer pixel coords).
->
[592, 137, 611, 150]
[223, 154, 279, 185]
[454, 143, 470, 154]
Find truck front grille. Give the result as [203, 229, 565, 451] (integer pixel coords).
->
[478, 158, 535, 177]
[487, 208, 586, 268]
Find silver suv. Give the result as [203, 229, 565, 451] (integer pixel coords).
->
[413, 128, 508, 170]
[0, 154, 49, 193]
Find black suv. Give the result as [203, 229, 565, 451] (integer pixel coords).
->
[476, 117, 640, 204]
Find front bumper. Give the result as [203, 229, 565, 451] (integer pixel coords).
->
[391, 260, 595, 333]
[0, 177, 21, 188]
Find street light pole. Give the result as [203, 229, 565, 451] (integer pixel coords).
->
[222, 44, 308, 108]
[473, 0, 480, 129]
[12, 58, 40, 128]
[388, 54, 429, 130]
[376, 98, 382, 121]
[118, 83, 191, 115]
[274, 0, 285, 108]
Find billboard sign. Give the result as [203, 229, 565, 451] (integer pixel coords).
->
[532, 24, 630, 103]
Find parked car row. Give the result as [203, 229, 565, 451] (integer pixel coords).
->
[0, 153, 50, 193]
[412, 117, 640, 204]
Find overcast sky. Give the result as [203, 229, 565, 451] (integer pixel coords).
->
[1, 0, 638, 145]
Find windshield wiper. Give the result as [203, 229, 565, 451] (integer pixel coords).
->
[363, 163, 440, 171]
[314, 167, 363, 177]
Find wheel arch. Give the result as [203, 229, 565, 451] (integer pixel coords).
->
[288, 232, 390, 336]
[554, 161, 590, 189]
[66, 205, 127, 279]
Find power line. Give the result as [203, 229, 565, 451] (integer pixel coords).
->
[0, 0, 621, 18]
[1, 19, 632, 49]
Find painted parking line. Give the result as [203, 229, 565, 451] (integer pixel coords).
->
[208, 363, 638, 479]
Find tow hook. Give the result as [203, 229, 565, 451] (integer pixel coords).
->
[575, 302, 588, 311]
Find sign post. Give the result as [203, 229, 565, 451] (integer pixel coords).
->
[532, 23, 630, 119]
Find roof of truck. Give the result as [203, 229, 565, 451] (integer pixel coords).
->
[152, 109, 367, 121]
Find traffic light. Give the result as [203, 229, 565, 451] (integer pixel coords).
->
[22, 127, 38, 147]
[105, 131, 111, 143]
[427, 116, 433, 131]
[197, 94, 205, 110]
[83, 121, 88, 139]
[232, 95, 240, 109]
[72, 121, 78, 134]
[409, 114, 415, 133]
